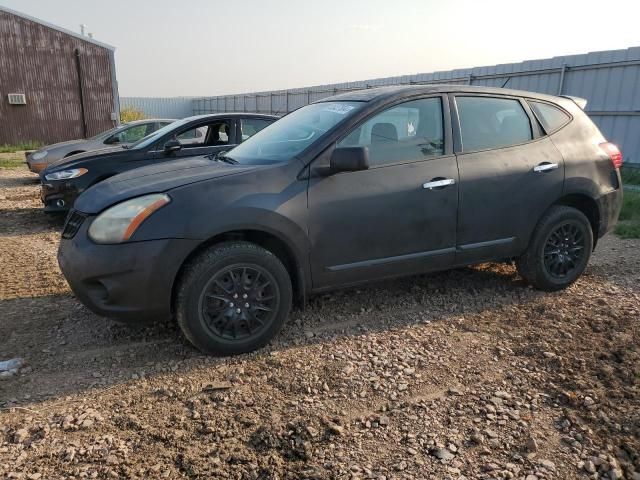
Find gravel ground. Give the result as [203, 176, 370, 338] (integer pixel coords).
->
[1, 168, 639, 480]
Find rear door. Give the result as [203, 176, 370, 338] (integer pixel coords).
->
[308, 96, 459, 288]
[451, 94, 565, 263]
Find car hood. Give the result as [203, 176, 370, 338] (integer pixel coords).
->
[41, 139, 87, 152]
[74, 156, 258, 214]
[45, 147, 126, 171]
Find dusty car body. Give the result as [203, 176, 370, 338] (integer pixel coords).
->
[57, 85, 623, 355]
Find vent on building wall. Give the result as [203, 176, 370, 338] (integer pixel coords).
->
[8, 93, 27, 105]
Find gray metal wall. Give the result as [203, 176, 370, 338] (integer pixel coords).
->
[191, 47, 640, 165]
[119, 97, 195, 120]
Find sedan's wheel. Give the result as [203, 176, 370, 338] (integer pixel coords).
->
[516, 206, 593, 291]
[176, 241, 292, 355]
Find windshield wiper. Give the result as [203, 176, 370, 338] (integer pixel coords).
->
[209, 150, 238, 164]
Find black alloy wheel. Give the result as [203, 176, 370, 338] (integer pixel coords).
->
[199, 265, 280, 342]
[176, 241, 292, 355]
[542, 221, 586, 279]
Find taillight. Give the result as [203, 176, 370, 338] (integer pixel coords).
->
[599, 142, 623, 169]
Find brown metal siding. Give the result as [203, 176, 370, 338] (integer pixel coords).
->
[0, 10, 115, 145]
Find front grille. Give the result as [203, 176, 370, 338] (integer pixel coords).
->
[62, 210, 86, 239]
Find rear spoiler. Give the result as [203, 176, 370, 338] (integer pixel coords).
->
[561, 95, 588, 110]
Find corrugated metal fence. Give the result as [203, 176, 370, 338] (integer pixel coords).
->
[123, 47, 640, 164]
[119, 97, 195, 119]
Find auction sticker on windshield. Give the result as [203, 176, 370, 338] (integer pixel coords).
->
[323, 104, 355, 115]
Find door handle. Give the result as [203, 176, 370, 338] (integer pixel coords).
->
[533, 163, 559, 173]
[423, 178, 456, 190]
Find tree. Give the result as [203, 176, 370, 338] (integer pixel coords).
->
[120, 106, 146, 123]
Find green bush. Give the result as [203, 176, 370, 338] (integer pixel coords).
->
[621, 166, 640, 186]
[615, 223, 640, 239]
[120, 107, 147, 123]
[615, 191, 640, 239]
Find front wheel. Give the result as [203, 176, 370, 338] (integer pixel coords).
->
[176, 241, 292, 355]
[516, 206, 593, 291]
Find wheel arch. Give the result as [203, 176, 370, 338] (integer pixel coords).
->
[552, 192, 600, 247]
[170, 228, 307, 315]
[64, 150, 85, 158]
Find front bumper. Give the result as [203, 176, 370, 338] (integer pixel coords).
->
[25, 152, 48, 173]
[58, 217, 200, 322]
[41, 181, 81, 212]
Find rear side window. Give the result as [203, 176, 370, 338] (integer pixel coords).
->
[529, 101, 570, 133]
[456, 96, 532, 152]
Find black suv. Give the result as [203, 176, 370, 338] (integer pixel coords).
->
[57, 86, 623, 355]
[40, 113, 277, 211]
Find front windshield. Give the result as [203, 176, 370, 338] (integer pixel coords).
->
[227, 101, 364, 165]
[129, 118, 188, 150]
[89, 126, 121, 141]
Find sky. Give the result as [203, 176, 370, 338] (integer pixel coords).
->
[2, 0, 639, 97]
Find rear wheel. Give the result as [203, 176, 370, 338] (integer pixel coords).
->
[176, 241, 292, 355]
[516, 206, 593, 291]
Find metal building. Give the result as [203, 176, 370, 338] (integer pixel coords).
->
[0, 6, 119, 145]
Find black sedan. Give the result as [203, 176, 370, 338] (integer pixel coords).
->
[40, 113, 277, 211]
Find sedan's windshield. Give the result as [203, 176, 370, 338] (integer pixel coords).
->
[129, 118, 191, 150]
[88, 126, 121, 141]
[227, 102, 364, 165]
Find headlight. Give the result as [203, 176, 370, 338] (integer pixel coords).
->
[88, 194, 170, 244]
[45, 168, 88, 181]
[31, 150, 48, 160]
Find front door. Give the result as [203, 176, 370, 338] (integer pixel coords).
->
[452, 95, 565, 263]
[308, 96, 459, 288]
[165, 119, 236, 159]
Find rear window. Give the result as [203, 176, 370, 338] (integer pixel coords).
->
[529, 101, 570, 133]
[456, 96, 532, 152]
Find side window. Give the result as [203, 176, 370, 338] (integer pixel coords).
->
[240, 118, 272, 142]
[117, 124, 148, 143]
[456, 96, 532, 152]
[173, 122, 230, 148]
[528, 101, 570, 133]
[338, 97, 444, 167]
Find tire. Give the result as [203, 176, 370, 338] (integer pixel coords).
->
[516, 206, 593, 291]
[176, 241, 292, 355]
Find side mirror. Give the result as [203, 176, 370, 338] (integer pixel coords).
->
[330, 146, 369, 173]
[164, 139, 182, 153]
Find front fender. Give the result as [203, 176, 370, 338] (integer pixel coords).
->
[128, 159, 311, 292]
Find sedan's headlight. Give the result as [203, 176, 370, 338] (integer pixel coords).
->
[45, 168, 88, 181]
[88, 194, 170, 244]
[31, 150, 48, 160]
